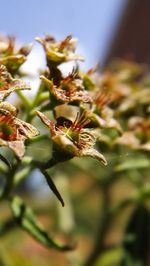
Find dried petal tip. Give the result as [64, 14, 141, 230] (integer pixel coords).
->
[19, 43, 33, 56]
[36, 110, 52, 128]
[0, 64, 30, 101]
[80, 148, 107, 165]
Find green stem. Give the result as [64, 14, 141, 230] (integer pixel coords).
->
[25, 134, 49, 145]
[36, 92, 49, 104]
[31, 81, 45, 108]
[0, 161, 19, 200]
[16, 90, 31, 107]
[84, 184, 111, 266]
[32, 157, 58, 170]
[14, 167, 31, 186]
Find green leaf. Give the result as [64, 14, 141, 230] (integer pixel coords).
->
[41, 170, 65, 207]
[0, 154, 11, 169]
[10, 196, 72, 251]
[94, 247, 124, 266]
[83, 74, 95, 91]
[115, 157, 150, 172]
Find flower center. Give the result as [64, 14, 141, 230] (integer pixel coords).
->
[55, 113, 91, 147]
[0, 80, 8, 91]
[0, 115, 17, 140]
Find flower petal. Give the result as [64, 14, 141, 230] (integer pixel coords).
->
[116, 132, 140, 149]
[0, 55, 26, 70]
[15, 118, 39, 139]
[36, 111, 51, 126]
[140, 142, 150, 151]
[0, 102, 17, 116]
[79, 148, 107, 165]
[0, 64, 30, 101]
[8, 140, 25, 159]
[0, 138, 25, 159]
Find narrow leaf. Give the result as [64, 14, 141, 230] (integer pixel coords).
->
[41, 170, 65, 207]
[115, 157, 150, 172]
[0, 154, 11, 169]
[10, 196, 72, 251]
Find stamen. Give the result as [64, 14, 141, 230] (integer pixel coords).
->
[78, 117, 90, 128]
[72, 112, 80, 129]
[95, 90, 112, 107]
[59, 35, 72, 51]
[72, 112, 90, 131]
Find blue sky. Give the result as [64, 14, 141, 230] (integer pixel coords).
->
[0, 0, 127, 68]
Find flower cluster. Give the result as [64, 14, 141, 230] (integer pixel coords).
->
[0, 36, 39, 160]
[1, 34, 150, 256]
[1, 34, 149, 176]
[35, 35, 121, 165]
[35, 36, 150, 164]
[102, 60, 150, 151]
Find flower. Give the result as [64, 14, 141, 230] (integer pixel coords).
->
[96, 60, 148, 115]
[0, 65, 30, 101]
[0, 102, 39, 158]
[36, 35, 84, 65]
[117, 87, 150, 114]
[83, 88, 122, 134]
[94, 90, 122, 131]
[40, 68, 92, 105]
[97, 72, 130, 106]
[0, 35, 32, 74]
[36, 111, 107, 165]
[116, 116, 150, 151]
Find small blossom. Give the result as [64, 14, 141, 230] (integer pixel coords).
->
[98, 71, 131, 104]
[85, 88, 122, 133]
[116, 117, 150, 151]
[81, 65, 98, 91]
[0, 35, 32, 74]
[36, 111, 107, 165]
[97, 60, 148, 115]
[0, 65, 30, 101]
[117, 87, 150, 114]
[0, 102, 39, 158]
[40, 68, 92, 105]
[36, 35, 84, 65]
[97, 59, 145, 106]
